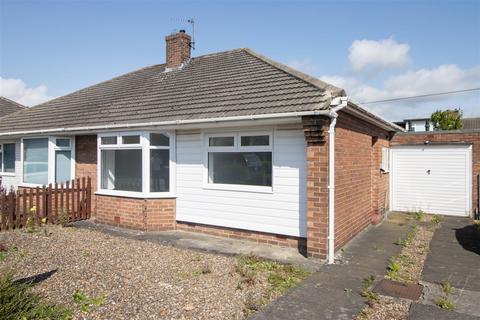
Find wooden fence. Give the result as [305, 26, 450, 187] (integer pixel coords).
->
[0, 177, 92, 231]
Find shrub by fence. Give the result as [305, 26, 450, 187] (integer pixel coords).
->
[0, 177, 92, 231]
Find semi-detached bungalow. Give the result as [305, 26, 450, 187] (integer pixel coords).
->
[0, 31, 401, 261]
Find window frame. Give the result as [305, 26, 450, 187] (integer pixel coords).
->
[203, 130, 273, 193]
[20, 136, 76, 187]
[381, 147, 390, 173]
[96, 131, 176, 198]
[0, 142, 16, 176]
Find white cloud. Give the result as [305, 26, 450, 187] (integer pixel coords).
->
[0, 77, 53, 106]
[287, 58, 319, 74]
[349, 38, 410, 72]
[320, 64, 480, 120]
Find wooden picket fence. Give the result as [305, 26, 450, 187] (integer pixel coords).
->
[0, 177, 92, 231]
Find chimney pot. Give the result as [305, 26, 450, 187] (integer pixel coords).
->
[165, 30, 191, 69]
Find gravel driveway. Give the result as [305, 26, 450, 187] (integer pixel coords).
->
[0, 225, 278, 319]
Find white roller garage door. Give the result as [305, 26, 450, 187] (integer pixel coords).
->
[391, 144, 472, 216]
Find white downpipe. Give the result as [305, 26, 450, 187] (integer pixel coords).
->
[328, 97, 348, 264]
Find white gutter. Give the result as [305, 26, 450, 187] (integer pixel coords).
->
[327, 96, 348, 264]
[0, 110, 334, 137]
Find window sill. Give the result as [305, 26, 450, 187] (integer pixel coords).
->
[95, 190, 176, 199]
[202, 183, 273, 194]
[0, 173, 16, 177]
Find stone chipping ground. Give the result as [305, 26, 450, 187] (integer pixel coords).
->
[0, 225, 280, 320]
[357, 214, 437, 320]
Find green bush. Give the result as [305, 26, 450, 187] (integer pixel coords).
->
[0, 272, 72, 320]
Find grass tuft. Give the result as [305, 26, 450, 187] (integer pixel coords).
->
[0, 271, 72, 320]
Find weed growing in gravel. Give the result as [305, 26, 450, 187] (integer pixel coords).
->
[26, 206, 37, 233]
[386, 259, 401, 280]
[73, 290, 105, 313]
[414, 210, 425, 221]
[0, 252, 5, 262]
[431, 215, 442, 226]
[235, 255, 310, 308]
[435, 297, 455, 311]
[0, 271, 72, 320]
[441, 280, 453, 295]
[360, 275, 379, 305]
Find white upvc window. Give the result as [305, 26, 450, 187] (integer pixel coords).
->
[0, 142, 16, 175]
[203, 131, 273, 193]
[21, 136, 75, 186]
[381, 147, 390, 173]
[97, 131, 175, 198]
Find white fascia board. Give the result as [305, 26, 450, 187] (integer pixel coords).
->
[0, 110, 332, 138]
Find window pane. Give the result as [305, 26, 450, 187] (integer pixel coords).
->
[208, 152, 272, 187]
[23, 138, 48, 185]
[150, 149, 169, 192]
[209, 136, 234, 147]
[3, 144, 15, 173]
[101, 136, 117, 145]
[122, 135, 140, 144]
[55, 150, 71, 183]
[150, 133, 169, 146]
[101, 149, 142, 192]
[241, 135, 269, 146]
[56, 138, 70, 147]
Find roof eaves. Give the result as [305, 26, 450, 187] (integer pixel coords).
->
[346, 100, 405, 132]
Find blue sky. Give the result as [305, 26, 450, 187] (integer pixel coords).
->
[1, 0, 479, 121]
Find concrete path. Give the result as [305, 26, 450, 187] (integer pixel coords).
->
[73, 220, 321, 271]
[250, 213, 413, 320]
[410, 216, 480, 319]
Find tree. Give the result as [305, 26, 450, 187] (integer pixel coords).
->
[430, 109, 463, 131]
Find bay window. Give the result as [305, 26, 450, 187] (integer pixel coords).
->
[0, 143, 16, 174]
[22, 137, 74, 185]
[97, 132, 174, 197]
[205, 132, 273, 192]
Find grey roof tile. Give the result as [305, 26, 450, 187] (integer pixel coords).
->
[0, 97, 26, 118]
[0, 48, 341, 134]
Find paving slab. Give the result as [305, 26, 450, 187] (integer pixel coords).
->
[250, 213, 413, 320]
[72, 220, 322, 271]
[422, 216, 480, 291]
[419, 281, 480, 318]
[409, 303, 479, 320]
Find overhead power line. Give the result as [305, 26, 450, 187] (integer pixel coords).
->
[358, 87, 480, 104]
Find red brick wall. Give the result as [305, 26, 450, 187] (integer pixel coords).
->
[302, 112, 392, 258]
[391, 131, 480, 211]
[75, 135, 97, 213]
[302, 116, 330, 258]
[177, 221, 306, 250]
[334, 111, 391, 250]
[95, 194, 176, 231]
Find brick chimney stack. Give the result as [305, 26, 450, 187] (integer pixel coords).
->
[165, 30, 191, 69]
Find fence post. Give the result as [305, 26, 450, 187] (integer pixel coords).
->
[87, 177, 92, 218]
[7, 192, 14, 229]
[15, 190, 20, 229]
[76, 178, 81, 221]
[54, 183, 58, 223]
[66, 181, 70, 221]
[35, 187, 40, 225]
[22, 189, 28, 227]
[0, 192, 4, 231]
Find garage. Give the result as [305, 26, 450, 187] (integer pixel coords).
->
[391, 144, 472, 216]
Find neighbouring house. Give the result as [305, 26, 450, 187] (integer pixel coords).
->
[394, 116, 480, 132]
[394, 118, 435, 132]
[0, 96, 25, 118]
[0, 30, 403, 261]
[0, 97, 25, 185]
